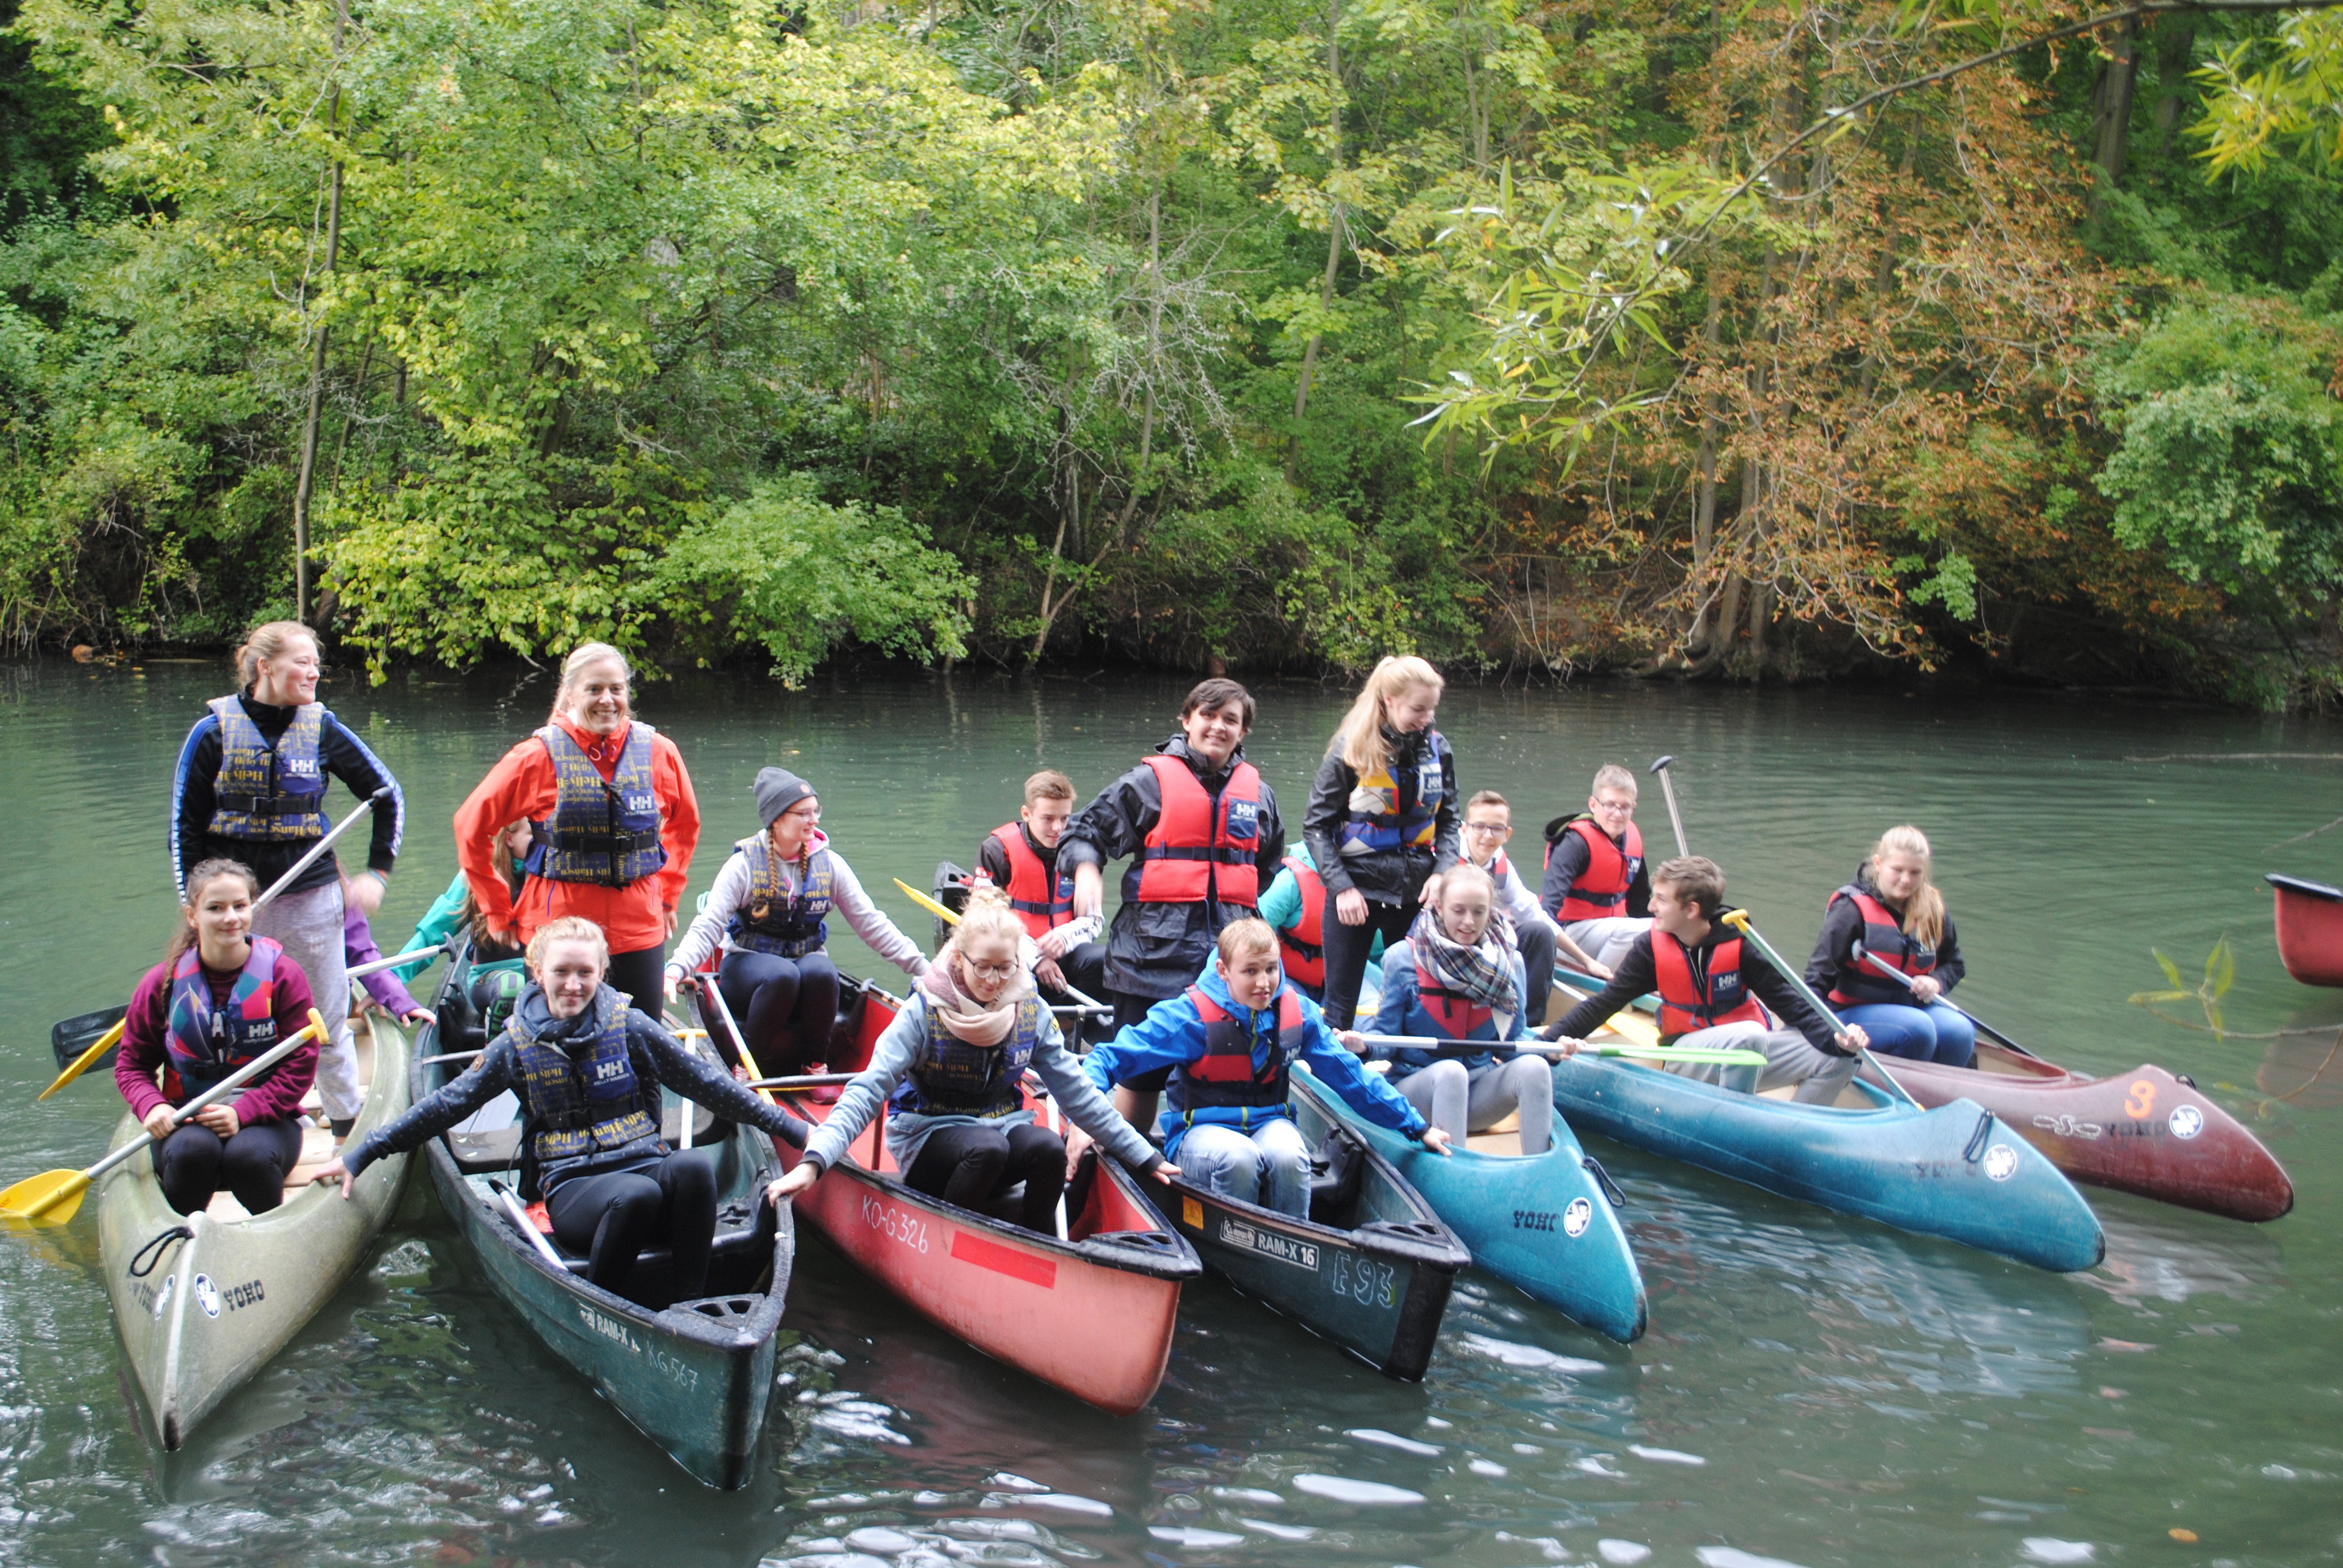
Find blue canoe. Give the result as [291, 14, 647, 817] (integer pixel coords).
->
[1307, 1072, 1647, 1343]
[1549, 978, 2105, 1274]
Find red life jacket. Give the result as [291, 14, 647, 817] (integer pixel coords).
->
[988, 822, 1075, 940]
[1171, 985, 1306, 1119]
[1651, 929, 1768, 1037]
[1130, 754, 1262, 907]
[1414, 959, 1494, 1040]
[1276, 855, 1326, 987]
[1824, 887, 1938, 1006]
[1553, 817, 1643, 921]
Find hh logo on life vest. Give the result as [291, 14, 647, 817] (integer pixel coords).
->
[1224, 800, 1259, 839]
[592, 1059, 629, 1085]
[622, 792, 656, 814]
[281, 756, 320, 777]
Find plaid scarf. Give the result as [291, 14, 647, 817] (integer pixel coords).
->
[1408, 905, 1519, 1026]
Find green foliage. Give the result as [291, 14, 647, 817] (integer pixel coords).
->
[2128, 936, 2238, 1036]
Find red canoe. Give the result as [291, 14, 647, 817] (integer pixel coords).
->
[1871, 1042, 2293, 1223]
[2269, 874, 2343, 987]
[751, 982, 1201, 1416]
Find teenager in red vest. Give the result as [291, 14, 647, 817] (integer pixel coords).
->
[1545, 856, 1869, 1103]
[1061, 679, 1285, 1130]
[976, 769, 1107, 1016]
[1803, 826, 1973, 1067]
[1540, 765, 1650, 972]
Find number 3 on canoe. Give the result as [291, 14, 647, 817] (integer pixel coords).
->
[2125, 1079, 2157, 1120]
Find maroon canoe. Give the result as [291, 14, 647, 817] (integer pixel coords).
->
[1870, 1042, 2293, 1223]
[755, 982, 1201, 1416]
[2268, 874, 2343, 987]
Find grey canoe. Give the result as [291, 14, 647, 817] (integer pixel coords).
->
[97, 1018, 414, 1451]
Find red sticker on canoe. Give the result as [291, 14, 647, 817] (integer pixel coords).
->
[948, 1229, 1058, 1289]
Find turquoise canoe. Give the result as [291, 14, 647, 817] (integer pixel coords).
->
[1314, 1074, 1647, 1343]
[1547, 979, 2105, 1273]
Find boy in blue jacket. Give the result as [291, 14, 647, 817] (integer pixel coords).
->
[1073, 919, 1450, 1217]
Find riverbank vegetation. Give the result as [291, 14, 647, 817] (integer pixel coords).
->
[4, 0, 2342, 701]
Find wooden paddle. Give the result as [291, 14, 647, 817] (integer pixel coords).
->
[1852, 944, 2044, 1061]
[39, 788, 394, 1101]
[2, 1008, 332, 1226]
[1717, 910, 1923, 1111]
[1354, 1033, 1766, 1067]
[893, 877, 1116, 1019]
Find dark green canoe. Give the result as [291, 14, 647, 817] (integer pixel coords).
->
[1160, 1073, 1470, 1381]
[414, 944, 795, 1489]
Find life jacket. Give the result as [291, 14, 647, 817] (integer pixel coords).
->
[888, 995, 1045, 1120]
[1168, 986, 1306, 1123]
[162, 937, 287, 1102]
[989, 822, 1075, 939]
[1383, 945, 1503, 1075]
[513, 988, 664, 1198]
[1824, 886, 1938, 1006]
[525, 722, 667, 889]
[727, 836, 834, 958]
[1276, 855, 1327, 988]
[1129, 754, 1262, 907]
[1651, 929, 1768, 1037]
[1337, 730, 1451, 857]
[1552, 817, 1643, 921]
[206, 697, 329, 842]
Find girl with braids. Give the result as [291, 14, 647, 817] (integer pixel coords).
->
[767, 890, 1171, 1235]
[453, 643, 702, 1011]
[667, 767, 927, 1082]
[1802, 826, 1974, 1068]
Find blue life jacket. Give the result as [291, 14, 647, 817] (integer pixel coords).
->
[1337, 730, 1450, 857]
[525, 724, 667, 888]
[511, 986, 664, 1197]
[206, 697, 328, 842]
[163, 936, 287, 1100]
[727, 837, 834, 958]
[1167, 985, 1306, 1129]
[888, 995, 1044, 1119]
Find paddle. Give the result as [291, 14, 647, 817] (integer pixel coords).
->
[1550, 968, 1668, 1051]
[39, 787, 395, 1102]
[2, 1007, 332, 1225]
[893, 877, 1116, 1020]
[688, 972, 781, 1108]
[1648, 756, 1690, 859]
[1354, 1032, 1766, 1068]
[1715, 910, 1923, 1111]
[1851, 944, 2043, 1061]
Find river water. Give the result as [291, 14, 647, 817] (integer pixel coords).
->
[1, 661, 2338, 1568]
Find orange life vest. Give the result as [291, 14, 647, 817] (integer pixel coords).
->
[1276, 855, 1326, 987]
[988, 822, 1075, 940]
[1552, 817, 1643, 921]
[1824, 887, 1938, 1006]
[1651, 929, 1768, 1037]
[1129, 754, 1262, 907]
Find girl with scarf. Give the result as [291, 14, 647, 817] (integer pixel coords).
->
[767, 892, 1173, 1235]
[1370, 863, 1555, 1155]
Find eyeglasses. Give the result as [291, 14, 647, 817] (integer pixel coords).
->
[1464, 822, 1512, 838]
[782, 803, 822, 822]
[964, 961, 1019, 980]
[1592, 800, 1636, 815]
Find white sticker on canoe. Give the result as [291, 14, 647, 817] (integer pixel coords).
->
[1563, 1198, 1593, 1238]
[1219, 1218, 1319, 1271]
[1982, 1144, 2019, 1182]
[193, 1274, 221, 1318]
[151, 1274, 174, 1319]
[2168, 1105, 2204, 1140]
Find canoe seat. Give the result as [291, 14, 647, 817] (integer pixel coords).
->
[1307, 1134, 1365, 1226]
[1480, 1110, 1519, 1134]
[1465, 1129, 1522, 1156]
[539, 1198, 779, 1285]
[445, 1097, 716, 1175]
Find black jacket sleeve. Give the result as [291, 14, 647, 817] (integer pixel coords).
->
[1251, 783, 1286, 904]
[172, 721, 225, 896]
[632, 1011, 810, 1148]
[977, 832, 1012, 886]
[1545, 935, 1660, 1041]
[1934, 913, 1964, 991]
[1058, 760, 1164, 875]
[1803, 894, 1867, 996]
[345, 1040, 520, 1177]
[1746, 950, 1847, 1054]
[1430, 743, 1461, 875]
[1540, 830, 1591, 920]
[1625, 853, 1651, 918]
[1303, 751, 1360, 897]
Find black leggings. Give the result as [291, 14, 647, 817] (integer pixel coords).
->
[715, 949, 840, 1074]
[605, 945, 667, 1015]
[156, 1118, 306, 1217]
[1320, 898, 1420, 1028]
[546, 1149, 716, 1304]
[906, 1122, 1066, 1234]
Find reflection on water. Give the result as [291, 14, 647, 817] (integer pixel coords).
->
[0, 665, 2336, 1565]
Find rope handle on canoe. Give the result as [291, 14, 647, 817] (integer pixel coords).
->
[127, 1225, 193, 1278]
[1963, 1109, 1995, 1164]
[1582, 1155, 1627, 1209]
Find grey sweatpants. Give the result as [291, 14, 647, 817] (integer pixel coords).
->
[1662, 1021, 1858, 1105]
[253, 881, 359, 1122]
[1394, 1056, 1555, 1154]
[1563, 916, 1650, 972]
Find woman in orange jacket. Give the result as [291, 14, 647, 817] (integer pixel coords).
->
[453, 643, 701, 1008]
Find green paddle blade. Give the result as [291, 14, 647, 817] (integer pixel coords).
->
[1596, 1045, 1768, 1066]
[0, 1169, 91, 1226]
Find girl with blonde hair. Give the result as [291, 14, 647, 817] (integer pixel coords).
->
[1302, 655, 1459, 1028]
[768, 890, 1173, 1235]
[452, 642, 702, 1013]
[1801, 826, 1974, 1067]
[170, 619, 407, 1138]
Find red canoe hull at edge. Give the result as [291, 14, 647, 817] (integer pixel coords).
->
[1876, 1047, 2293, 1223]
[2272, 878, 2343, 987]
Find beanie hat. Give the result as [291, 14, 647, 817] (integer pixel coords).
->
[755, 766, 816, 828]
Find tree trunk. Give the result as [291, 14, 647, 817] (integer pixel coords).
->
[291, 0, 349, 627]
[2153, 18, 2197, 147]
[1286, 0, 1343, 484]
[2090, 16, 2140, 214]
[1685, 290, 1724, 655]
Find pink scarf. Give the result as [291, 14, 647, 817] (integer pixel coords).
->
[917, 953, 1034, 1047]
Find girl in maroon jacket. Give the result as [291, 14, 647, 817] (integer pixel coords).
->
[116, 858, 320, 1217]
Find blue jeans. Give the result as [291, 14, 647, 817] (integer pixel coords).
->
[1837, 1001, 1975, 1068]
[1175, 1118, 1313, 1218]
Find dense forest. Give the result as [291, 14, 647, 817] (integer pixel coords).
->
[2, 0, 2341, 701]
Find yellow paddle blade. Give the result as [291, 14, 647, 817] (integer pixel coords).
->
[894, 878, 960, 925]
[0, 1168, 91, 1226]
[1600, 1005, 1663, 1051]
[37, 1019, 125, 1102]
